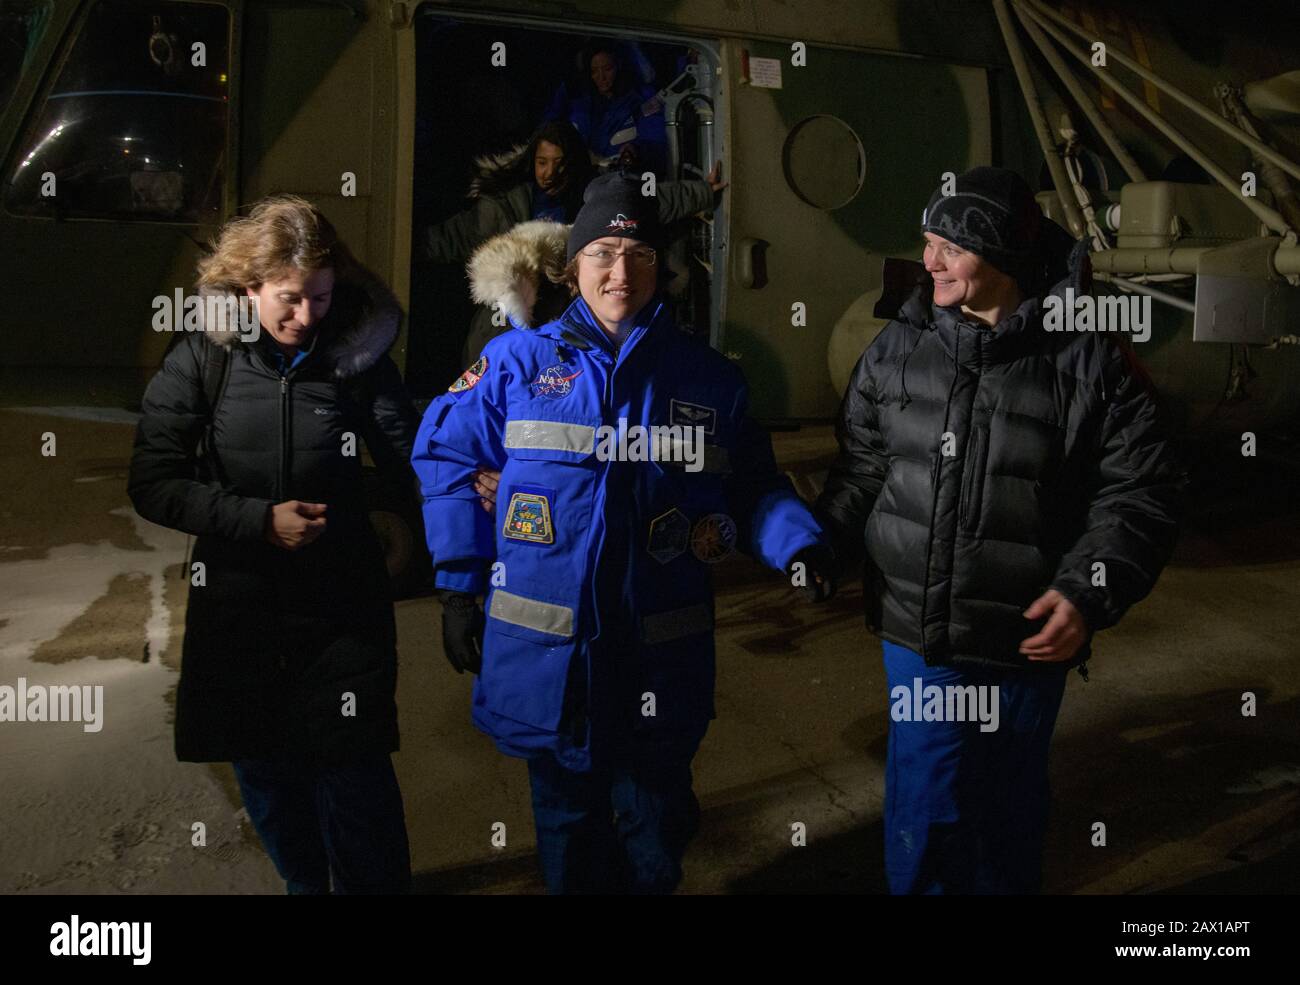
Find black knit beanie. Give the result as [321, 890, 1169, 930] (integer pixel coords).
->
[566, 172, 663, 261]
[921, 166, 1043, 283]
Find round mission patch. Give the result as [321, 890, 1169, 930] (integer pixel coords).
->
[449, 355, 489, 393]
[690, 513, 737, 563]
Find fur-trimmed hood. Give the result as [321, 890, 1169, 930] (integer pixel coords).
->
[195, 267, 402, 380]
[467, 219, 571, 329]
[467, 143, 529, 200]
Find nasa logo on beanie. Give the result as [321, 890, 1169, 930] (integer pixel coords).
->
[566, 172, 664, 261]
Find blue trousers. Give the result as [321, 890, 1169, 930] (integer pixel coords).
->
[232, 754, 411, 894]
[527, 737, 702, 895]
[882, 640, 1067, 894]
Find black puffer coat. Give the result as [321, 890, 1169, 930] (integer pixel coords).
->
[129, 274, 420, 762]
[817, 230, 1188, 670]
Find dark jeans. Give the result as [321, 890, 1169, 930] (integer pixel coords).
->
[527, 737, 703, 895]
[882, 640, 1068, 894]
[232, 754, 411, 894]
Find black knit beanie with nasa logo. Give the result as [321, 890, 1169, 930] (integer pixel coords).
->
[921, 166, 1044, 287]
[566, 172, 664, 261]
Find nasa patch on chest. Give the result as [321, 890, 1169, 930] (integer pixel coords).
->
[502, 486, 555, 544]
[529, 364, 583, 400]
[670, 398, 716, 435]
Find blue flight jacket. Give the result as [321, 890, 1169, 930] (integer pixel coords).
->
[543, 83, 670, 174]
[412, 295, 826, 771]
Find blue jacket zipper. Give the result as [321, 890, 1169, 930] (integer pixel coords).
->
[587, 352, 616, 642]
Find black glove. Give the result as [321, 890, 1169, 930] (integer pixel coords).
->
[787, 544, 838, 603]
[438, 590, 484, 674]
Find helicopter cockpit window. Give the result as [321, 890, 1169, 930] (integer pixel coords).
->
[0, 0, 52, 115]
[4, 0, 228, 222]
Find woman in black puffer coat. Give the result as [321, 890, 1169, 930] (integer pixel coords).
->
[129, 195, 420, 894]
[817, 167, 1188, 894]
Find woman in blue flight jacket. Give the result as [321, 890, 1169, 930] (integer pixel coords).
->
[413, 174, 835, 893]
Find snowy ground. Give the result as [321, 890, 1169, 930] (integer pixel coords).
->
[0, 408, 282, 894]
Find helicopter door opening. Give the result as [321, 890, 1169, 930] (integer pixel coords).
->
[407, 12, 721, 395]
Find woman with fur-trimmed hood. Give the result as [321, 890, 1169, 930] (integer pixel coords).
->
[128, 195, 420, 894]
[415, 174, 834, 895]
[423, 122, 594, 266]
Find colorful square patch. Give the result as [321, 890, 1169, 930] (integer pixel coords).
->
[502, 485, 555, 544]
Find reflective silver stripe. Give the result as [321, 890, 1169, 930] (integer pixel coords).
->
[641, 603, 714, 645]
[663, 439, 731, 474]
[489, 589, 575, 637]
[505, 419, 595, 455]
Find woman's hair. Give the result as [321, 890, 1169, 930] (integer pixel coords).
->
[582, 43, 633, 98]
[554, 256, 582, 297]
[528, 121, 594, 216]
[197, 194, 359, 291]
[474, 122, 594, 217]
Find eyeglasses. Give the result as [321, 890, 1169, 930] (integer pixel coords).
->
[581, 246, 657, 268]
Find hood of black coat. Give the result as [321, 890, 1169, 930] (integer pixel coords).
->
[467, 143, 529, 200]
[196, 268, 401, 380]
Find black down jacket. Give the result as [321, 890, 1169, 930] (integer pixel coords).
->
[817, 232, 1188, 671]
[129, 274, 420, 762]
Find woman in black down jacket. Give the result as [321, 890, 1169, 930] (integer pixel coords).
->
[129, 195, 420, 894]
[817, 167, 1187, 894]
